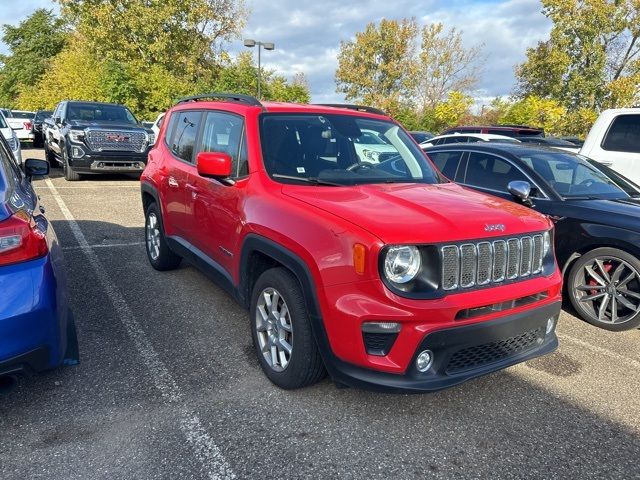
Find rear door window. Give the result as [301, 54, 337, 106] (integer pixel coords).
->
[602, 114, 640, 154]
[170, 111, 202, 163]
[429, 151, 466, 181]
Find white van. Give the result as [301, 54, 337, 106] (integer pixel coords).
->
[580, 108, 640, 184]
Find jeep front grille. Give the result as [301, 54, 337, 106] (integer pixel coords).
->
[85, 129, 147, 153]
[441, 234, 545, 291]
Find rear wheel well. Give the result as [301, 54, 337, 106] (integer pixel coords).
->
[562, 242, 640, 276]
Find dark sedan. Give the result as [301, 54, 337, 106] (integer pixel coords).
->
[424, 143, 640, 331]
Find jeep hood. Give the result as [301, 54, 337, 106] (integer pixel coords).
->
[282, 182, 551, 244]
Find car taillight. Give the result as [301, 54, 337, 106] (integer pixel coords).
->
[0, 212, 48, 266]
[23, 121, 32, 131]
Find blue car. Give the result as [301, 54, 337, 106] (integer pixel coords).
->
[0, 137, 78, 392]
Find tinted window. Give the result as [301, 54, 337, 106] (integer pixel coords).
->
[602, 114, 640, 153]
[488, 129, 515, 137]
[199, 112, 245, 177]
[10, 111, 34, 119]
[171, 111, 201, 163]
[464, 152, 528, 192]
[35, 111, 53, 121]
[517, 151, 627, 199]
[441, 136, 466, 144]
[429, 151, 465, 180]
[260, 114, 440, 185]
[67, 103, 138, 124]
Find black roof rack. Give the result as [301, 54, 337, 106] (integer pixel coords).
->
[315, 104, 387, 116]
[176, 92, 263, 108]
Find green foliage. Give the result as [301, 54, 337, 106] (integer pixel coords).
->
[4, 2, 309, 120]
[433, 91, 474, 131]
[0, 9, 67, 107]
[516, 0, 640, 110]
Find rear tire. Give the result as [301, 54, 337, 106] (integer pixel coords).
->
[250, 267, 326, 389]
[144, 202, 181, 271]
[568, 247, 640, 331]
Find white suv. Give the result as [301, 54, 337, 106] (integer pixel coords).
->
[581, 108, 640, 185]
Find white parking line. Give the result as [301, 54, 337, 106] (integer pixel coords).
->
[62, 241, 145, 252]
[557, 333, 640, 370]
[45, 178, 235, 480]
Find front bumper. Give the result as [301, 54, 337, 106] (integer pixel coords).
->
[323, 301, 561, 392]
[68, 150, 149, 174]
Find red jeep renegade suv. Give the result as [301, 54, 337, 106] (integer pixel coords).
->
[140, 93, 563, 392]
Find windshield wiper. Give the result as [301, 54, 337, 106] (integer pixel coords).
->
[272, 174, 343, 186]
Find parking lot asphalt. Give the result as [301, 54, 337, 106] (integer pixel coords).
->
[1, 148, 639, 479]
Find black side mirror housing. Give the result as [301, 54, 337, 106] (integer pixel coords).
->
[24, 158, 49, 179]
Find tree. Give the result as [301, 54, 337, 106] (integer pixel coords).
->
[335, 18, 418, 106]
[516, 0, 640, 110]
[0, 9, 67, 107]
[500, 96, 567, 135]
[432, 91, 474, 131]
[415, 23, 482, 111]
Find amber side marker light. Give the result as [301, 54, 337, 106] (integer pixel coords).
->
[353, 243, 366, 274]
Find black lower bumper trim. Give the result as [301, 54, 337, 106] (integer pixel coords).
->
[0, 347, 50, 376]
[321, 301, 561, 393]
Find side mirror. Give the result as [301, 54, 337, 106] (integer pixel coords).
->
[196, 152, 234, 184]
[24, 158, 49, 179]
[508, 180, 533, 206]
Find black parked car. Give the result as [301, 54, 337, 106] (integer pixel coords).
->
[409, 131, 434, 144]
[32, 110, 53, 148]
[424, 143, 640, 331]
[44, 101, 154, 181]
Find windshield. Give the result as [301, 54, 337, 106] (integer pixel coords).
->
[260, 114, 441, 186]
[517, 151, 628, 199]
[35, 111, 53, 121]
[10, 111, 34, 119]
[0, 114, 7, 129]
[67, 104, 138, 124]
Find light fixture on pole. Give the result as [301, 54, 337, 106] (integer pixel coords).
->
[243, 39, 275, 100]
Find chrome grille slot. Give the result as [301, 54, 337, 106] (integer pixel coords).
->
[441, 246, 460, 291]
[85, 129, 147, 153]
[459, 244, 477, 288]
[532, 235, 543, 273]
[439, 233, 547, 293]
[476, 242, 492, 285]
[492, 240, 507, 282]
[506, 238, 520, 280]
[520, 236, 533, 276]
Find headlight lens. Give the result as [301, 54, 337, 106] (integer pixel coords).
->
[69, 129, 85, 143]
[148, 132, 156, 145]
[543, 231, 551, 256]
[384, 246, 421, 284]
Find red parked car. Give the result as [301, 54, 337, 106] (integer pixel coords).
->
[140, 93, 563, 392]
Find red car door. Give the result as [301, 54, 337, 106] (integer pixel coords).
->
[185, 111, 248, 275]
[159, 110, 203, 238]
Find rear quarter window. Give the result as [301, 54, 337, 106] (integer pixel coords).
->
[602, 114, 640, 154]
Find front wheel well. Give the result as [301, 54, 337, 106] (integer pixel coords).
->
[242, 250, 283, 308]
[141, 191, 155, 213]
[562, 242, 640, 276]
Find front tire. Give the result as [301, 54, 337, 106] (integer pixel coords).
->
[568, 247, 640, 331]
[62, 150, 81, 181]
[144, 202, 181, 271]
[250, 267, 325, 389]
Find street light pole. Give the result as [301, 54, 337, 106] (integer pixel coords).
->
[243, 39, 275, 100]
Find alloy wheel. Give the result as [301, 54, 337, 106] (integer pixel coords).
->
[146, 212, 161, 261]
[573, 256, 640, 325]
[255, 287, 293, 372]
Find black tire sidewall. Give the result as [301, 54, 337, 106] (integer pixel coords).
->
[250, 268, 325, 389]
[568, 247, 640, 331]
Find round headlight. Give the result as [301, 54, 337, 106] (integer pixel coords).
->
[384, 246, 421, 284]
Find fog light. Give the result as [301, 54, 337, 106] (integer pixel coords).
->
[546, 316, 556, 335]
[71, 146, 85, 158]
[362, 322, 400, 333]
[416, 350, 433, 372]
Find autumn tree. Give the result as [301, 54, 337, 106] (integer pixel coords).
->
[335, 18, 418, 106]
[516, 0, 640, 110]
[415, 23, 482, 112]
[0, 9, 67, 107]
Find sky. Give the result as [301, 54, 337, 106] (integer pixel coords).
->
[0, 0, 552, 104]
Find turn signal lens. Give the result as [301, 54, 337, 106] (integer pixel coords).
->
[353, 243, 366, 274]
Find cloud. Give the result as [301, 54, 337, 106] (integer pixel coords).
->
[1, 0, 552, 102]
[236, 0, 552, 102]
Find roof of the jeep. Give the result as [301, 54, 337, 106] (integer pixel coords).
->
[171, 99, 390, 119]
